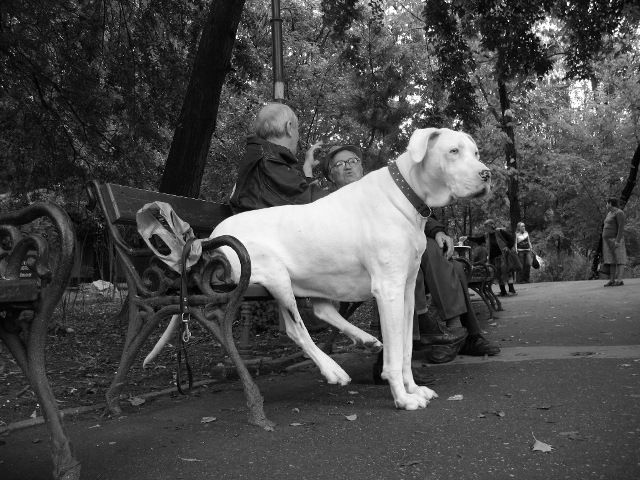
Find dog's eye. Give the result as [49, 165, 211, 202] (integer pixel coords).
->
[450, 148, 459, 154]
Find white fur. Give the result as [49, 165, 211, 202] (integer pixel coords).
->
[147, 128, 491, 409]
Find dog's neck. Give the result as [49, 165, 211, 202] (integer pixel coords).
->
[395, 153, 452, 208]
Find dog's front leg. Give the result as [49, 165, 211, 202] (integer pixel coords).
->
[401, 286, 437, 403]
[374, 281, 428, 410]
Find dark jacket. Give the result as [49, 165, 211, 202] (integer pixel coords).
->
[467, 228, 515, 260]
[424, 217, 446, 240]
[229, 136, 326, 213]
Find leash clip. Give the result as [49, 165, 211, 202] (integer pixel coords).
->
[181, 312, 192, 343]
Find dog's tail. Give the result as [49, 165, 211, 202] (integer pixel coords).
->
[143, 314, 180, 368]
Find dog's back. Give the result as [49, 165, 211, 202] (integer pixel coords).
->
[211, 166, 426, 301]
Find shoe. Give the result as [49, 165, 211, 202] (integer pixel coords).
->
[499, 292, 509, 297]
[604, 280, 615, 287]
[508, 291, 517, 296]
[459, 334, 500, 356]
[422, 331, 468, 364]
[614, 280, 624, 286]
[418, 326, 468, 346]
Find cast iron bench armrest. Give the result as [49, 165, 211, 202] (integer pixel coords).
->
[0, 202, 80, 480]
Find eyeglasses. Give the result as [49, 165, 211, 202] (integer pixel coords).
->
[330, 157, 361, 170]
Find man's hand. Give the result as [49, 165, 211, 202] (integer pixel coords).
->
[434, 231, 454, 259]
[303, 140, 323, 177]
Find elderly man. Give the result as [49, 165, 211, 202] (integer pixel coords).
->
[321, 144, 500, 363]
[229, 103, 326, 213]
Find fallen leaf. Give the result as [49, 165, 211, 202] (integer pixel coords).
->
[447, 394, 464, 401]
[495, 410, 505, 417]
[179, 457, 203, 462]
[531, 433, 553, 453]
[291, 407, 300, 413]
[348, 391, 359, 395]
[290, 422, 304, 426]
[536, 405, 551, 410]
[477, 413, 486, 418]
[345, 414, 357, 421]
[200, 416, 217, 424]
[128, 396, 145, 407]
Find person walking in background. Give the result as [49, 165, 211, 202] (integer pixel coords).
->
[515, 221, 533, 283]
[602, 197, 627, 287]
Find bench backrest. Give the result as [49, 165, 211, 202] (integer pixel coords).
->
[91, 182, 233, 237]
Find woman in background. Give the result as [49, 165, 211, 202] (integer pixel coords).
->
[515, 222, 532, 283]
[602, 198, 627, 287]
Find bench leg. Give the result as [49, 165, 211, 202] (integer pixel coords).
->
[1, 322, 81, 480]
[105, 299, 165, 415]
[237, 302, 253, 357]
[196, 301, 275, 431]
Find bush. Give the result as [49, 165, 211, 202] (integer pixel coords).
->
[533, 251, 639, 282]
[532, 251, 592, 282]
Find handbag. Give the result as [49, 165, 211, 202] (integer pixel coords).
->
[136, 201, 202, 273]
[531, 252, 540, 269]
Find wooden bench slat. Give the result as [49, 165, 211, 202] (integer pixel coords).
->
[102, 183, 233, 234]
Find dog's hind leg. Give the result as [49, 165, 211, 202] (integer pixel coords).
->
[267, 284, 351, 386]
[310, 299, 382, 352]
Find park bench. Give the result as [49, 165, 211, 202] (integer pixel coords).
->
[0, 202, 81, 480]
[86, 180, 287, 428]
[467, 262, 502, 318]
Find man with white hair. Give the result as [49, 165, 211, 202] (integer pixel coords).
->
[229, 103, 325, 213]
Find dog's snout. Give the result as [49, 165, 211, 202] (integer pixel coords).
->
[479, 169, 491, 182]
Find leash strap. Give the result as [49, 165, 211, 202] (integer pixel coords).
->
[177, 238, 195, 395]
[388, 161, 432, 217]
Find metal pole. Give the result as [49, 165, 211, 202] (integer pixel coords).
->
[271, 0, 285, 101]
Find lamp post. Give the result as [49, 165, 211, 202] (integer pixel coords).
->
[271, 0, 285, 101]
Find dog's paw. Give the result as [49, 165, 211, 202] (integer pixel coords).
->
[322, 366, 351, 386]
[414, 386, 438, 401]
[394, 392, 428, 410]
[362, 338, 383, 353]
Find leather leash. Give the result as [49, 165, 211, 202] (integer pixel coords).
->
[176, 238, 194, 395]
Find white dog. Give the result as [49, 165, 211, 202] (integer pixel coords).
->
[149, 127, 490, 411]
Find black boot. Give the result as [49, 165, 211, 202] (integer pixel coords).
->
[416, 313, 467, 347]
[499, 284, 508, 297]
[508, 283, 517, 296]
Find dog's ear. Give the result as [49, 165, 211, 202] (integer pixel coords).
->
[407, 128, 440, 163]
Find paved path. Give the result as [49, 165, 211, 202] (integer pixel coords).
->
[1, 279, 639, 480]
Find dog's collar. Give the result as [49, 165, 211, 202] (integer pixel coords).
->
[388, 161, 432, 217]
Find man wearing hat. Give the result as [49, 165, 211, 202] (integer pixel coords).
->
[321, 145, 500, 364]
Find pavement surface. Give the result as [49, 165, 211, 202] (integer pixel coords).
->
[1, 279, 639, 480]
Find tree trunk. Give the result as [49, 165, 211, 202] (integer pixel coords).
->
[159, 0, 246, 198]
[498, 79, 521, 233]
[620, 141, 640, 209]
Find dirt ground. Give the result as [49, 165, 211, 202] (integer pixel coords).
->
[0, 287, 376, 427]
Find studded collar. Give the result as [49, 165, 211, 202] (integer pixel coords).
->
[388, 161, 432, 218]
